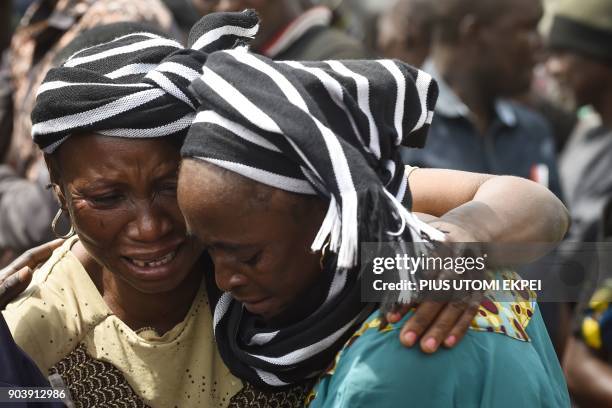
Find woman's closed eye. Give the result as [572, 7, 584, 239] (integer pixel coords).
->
[240, 251, 262, 267]
[87, 192, 124, 207]
[205, 245, 262, 267]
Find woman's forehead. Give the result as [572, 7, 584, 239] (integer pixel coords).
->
[57, 134, 180, 179]
[60, 132, 178, 155]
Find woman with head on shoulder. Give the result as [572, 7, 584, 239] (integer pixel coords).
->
[177, 46, 571, 406]
[0, 12, 266, 407]
[0, 11, 497, 407]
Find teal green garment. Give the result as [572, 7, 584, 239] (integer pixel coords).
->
[308, 306, 569, 408]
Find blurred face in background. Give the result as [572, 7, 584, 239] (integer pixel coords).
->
[377, 0, 433, 67]
[546, 50, 612, 109]
[191, 0, 259, 15]
[474, 0, 543, 97]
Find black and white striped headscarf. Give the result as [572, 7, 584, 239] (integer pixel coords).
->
[185, 50, 445, 267]
[30, 10, 260, 153]
[182, 48, 446, 389]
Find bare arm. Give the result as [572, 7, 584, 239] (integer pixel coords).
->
[410, 168, 569, 244]
[393, 168, 569, 353]
[564, 337, 612, 407]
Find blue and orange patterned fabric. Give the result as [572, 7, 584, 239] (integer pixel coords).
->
[306, 270, 569, 408]
[470, 269, 537, 341]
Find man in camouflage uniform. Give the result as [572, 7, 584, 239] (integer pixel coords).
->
[0, 0, 177, 264]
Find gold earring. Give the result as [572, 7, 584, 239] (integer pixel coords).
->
[51, 209, 75, 239]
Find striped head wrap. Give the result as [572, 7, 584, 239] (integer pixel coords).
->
[30, 10, 260, 153]
[182, 49, 446, 389]
[184, 50, 446, 268]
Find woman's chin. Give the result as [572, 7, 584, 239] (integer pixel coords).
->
[242, 297, 277, 318]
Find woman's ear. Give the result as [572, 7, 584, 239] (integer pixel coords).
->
[43, 154, 68, 210]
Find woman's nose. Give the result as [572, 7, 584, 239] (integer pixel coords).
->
[125, 202, 173, 242]
[213, 260, 249, 292]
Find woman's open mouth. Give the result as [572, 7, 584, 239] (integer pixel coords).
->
[124, 250, 177, 268]
[120, 242, 185, 282]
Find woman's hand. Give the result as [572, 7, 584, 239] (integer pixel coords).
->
[0, 239, 63, 309]
[387, 167, 570, 353]
[388, 217, 483, 353]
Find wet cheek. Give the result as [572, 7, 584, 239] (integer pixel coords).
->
[70, 202, 127, 252]
[244, 259, 285, 297]
[265, 260, 309, 300]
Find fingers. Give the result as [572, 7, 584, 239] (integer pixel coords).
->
[418, 301, 466, 353]
[0, 239, 63, 280]
[0, 240, 63, 309]
[442, 301, 480, 349]
[385, 304, 412, 324]
[399, 301, 444, 348]
[0, 266, 33, 309]
[18, 239, 64, 267]
[398, 299, 481, 353]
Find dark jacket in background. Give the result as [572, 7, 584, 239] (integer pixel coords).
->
[0, 313, 64, 408]
[402, 61, 563, 200]
[259, 6, 370, 61]
[274, 25, 370, 60]
[560, 119, 612, 244]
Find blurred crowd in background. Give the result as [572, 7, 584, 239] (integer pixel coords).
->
[0, 0, 611, 406]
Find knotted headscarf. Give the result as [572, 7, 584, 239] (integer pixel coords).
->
[184, 49, 445, 268]
[31, 10, 260, 153]
[182, 47, 446, 389]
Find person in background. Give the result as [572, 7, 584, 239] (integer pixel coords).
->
[518, 63, 578, 155]
[400, 0, 566, 352]
[512, 0, 578, 155]
[0, 0, 12, 55]
[402, 0, 561, 199]
[321, 0, 394, 52]
[0, 313, 66, 408]
[162, 0, 201, 37]
[0, 0, 15, 164]
[547, 0, 612, 248]
[0, 0, 177, 267]
[564, 199, 612, 407]
[190, 0, 369, 59]
[13, 0, 37, 18]
[546, 1, 612, 404]
[0, 240, 65, 408]
[377, 0, 436, 67]
[376, 0, 577, 153]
